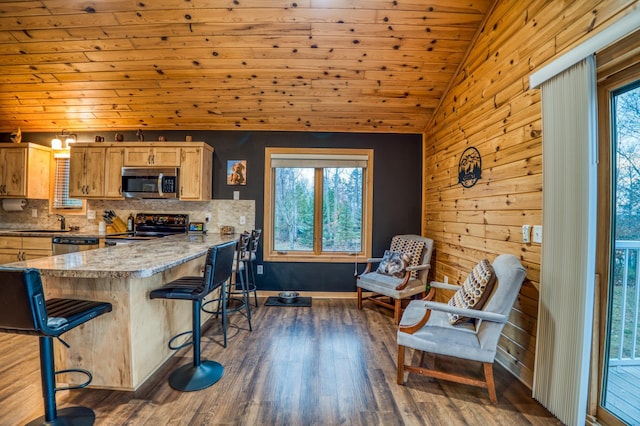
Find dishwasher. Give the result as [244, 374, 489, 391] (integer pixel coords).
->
[52, 236, 100, 255]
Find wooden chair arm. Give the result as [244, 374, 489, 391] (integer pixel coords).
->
[406, 264, 430, 272]
[398, 307, 432, 334]
[429, 281, 461, 291]
[398, 287, 436, 334]
[360, 258, 383, 275]
[394, 271, 411, 290]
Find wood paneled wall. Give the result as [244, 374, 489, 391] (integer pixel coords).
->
[422, 0, 638, 388]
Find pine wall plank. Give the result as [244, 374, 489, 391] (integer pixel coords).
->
[422, 0, 638, 388]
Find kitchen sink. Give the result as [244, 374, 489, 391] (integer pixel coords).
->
[17, 229, 71, 233]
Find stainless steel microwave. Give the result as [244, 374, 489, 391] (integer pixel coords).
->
[121, 167, 179, 199]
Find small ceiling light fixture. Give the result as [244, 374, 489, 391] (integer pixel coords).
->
[51, 129, 77, 150]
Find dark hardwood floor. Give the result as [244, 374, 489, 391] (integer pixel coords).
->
[0, 298, 561, 425]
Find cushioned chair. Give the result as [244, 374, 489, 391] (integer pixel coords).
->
[357, 235, 434, 324]
[397, 254, 526, 403]
[150, 240, 236, 391]
[0, 267, 112, 425]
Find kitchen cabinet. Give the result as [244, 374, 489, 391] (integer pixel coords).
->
[69, 147, 105, 197]
[0, 143, 51, 199]
[104, 147, 124, 198]
[124, 146, 180, 166]
[179, 145, 213, 201]
[70, 141, 212, 201]
[0, 236, 52, 264]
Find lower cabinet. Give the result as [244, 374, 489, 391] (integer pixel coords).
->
[0, 236, 53, 264]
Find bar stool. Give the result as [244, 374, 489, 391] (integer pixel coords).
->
[0, 267, 112, 426]
[204, 233, 252, 346]
[149, 240, 235, 391]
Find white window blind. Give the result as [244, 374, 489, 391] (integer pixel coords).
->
[532, 56, 597, 426]
[269, 153, 369, 168]
[53, 157, 83, 209]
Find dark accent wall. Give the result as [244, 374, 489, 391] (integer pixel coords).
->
[5, 130, 422, 292]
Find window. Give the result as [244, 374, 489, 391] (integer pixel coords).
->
[49, 152, 85, 215]
[264, 147, 373, 262]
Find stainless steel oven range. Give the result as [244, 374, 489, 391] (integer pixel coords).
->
[106, 213, 189, 245]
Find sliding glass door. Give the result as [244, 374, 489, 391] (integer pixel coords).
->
[600, 78, 640, 426]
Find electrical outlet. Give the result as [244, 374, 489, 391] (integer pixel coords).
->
[256, 265, 263, 275]
[533, 225, 543, 243]
[205, 213, 211, 223]
[87, 210, 96, 220]
[444, 275, 448, 284]
[233, 191, 240, 200]
[240, 215, 246, 225]
[31, 208, 38, 218]
[522, 225, 531, 243]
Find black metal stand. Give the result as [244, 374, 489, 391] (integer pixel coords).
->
[168, 299, 224, 391]
[26, 336, 96, 426]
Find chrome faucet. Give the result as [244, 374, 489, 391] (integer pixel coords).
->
[57, 214, 66, 230]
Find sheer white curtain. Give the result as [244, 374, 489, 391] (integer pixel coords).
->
[532, 56, 597, 426]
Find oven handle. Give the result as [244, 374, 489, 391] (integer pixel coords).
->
[158, 173, 164, 197]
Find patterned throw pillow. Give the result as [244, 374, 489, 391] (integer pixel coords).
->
[376, 250, 411, 278]
[447, 259, 497, 325]
[389, 237, 426, 279]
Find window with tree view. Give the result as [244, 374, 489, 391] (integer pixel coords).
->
[265, 148, 373, 262]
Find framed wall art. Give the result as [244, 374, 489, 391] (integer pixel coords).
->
[227, 160, 247, 185]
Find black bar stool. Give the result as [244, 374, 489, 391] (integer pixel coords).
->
[149, 240, 236, 391]
[204, 233, 252, 347]
[0, 268, 112, 426]
[222, 233, 252, 317]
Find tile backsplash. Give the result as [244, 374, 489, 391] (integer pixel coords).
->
[0, 198, 255, 234]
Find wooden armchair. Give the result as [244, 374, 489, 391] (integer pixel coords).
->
[396, 254, 526, 403]
[356, 235, 434, 324]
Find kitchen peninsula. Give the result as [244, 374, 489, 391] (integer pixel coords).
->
[5, 233, 236, 391]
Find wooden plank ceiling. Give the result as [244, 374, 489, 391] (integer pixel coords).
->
[0, 0, 492, 134]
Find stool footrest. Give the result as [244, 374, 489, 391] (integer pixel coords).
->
[168, 330, 193, 351]
[55, 368, 92, 391]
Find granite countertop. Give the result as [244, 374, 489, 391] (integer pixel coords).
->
[0, 228, 117, 238]
[3, 233, 237, 279]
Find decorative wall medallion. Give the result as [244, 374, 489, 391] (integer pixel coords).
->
[458, 147, 482, 188]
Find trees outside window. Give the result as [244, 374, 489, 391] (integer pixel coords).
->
[265, 148, 373, 262]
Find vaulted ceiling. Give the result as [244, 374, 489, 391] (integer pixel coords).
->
[0, 1, 493, 134]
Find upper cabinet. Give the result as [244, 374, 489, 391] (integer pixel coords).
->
[180, 144, 213, 201]
[104, 147, 124, 198]
[69, 142, 213, 201]
[0, 143, 51, 199]
[69, 146, 105, 198]
[124, 146, 180, 166]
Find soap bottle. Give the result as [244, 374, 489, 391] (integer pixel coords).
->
[127, 213, 134, 233]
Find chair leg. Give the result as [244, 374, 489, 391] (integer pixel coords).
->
[357, 287, 363, 309]
[397, 344, 405, 385]
[484, 362, 498, 404]
[40, 336, 57, 423]
[238, 262, 252, 331]
[168, 299, 224, 391]
[27, 337, 95, 426]
[394, 299, 401, 325]
[222, 282, 227, 348]
[249, 258, 259, 307]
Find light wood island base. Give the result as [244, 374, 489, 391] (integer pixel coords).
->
[7, 233, 236, 391]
